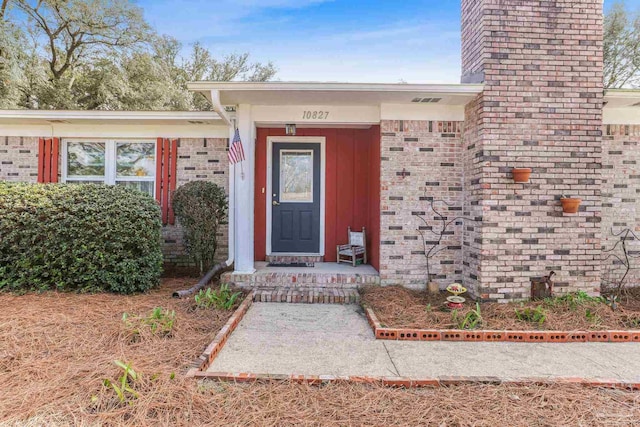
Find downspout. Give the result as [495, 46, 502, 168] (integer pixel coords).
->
[173, 90, 236, 298]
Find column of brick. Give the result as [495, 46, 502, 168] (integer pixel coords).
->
[461, 0, 604, 301]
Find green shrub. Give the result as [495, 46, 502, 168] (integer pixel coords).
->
[0, 182, 162, 293]
[172, 181, 227, 274]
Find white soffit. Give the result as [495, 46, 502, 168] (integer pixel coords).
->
[187, 81, 483, 106]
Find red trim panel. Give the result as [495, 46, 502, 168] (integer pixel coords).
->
[254, 127, 381, 267]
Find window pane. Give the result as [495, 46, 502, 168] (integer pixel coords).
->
[280, 150, 313, 202]
[67, 142, 105, 176]
[116, 180, 154, 196]
[116, 142, 155, 178]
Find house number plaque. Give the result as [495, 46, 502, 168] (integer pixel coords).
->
[302, 111, 329, 120]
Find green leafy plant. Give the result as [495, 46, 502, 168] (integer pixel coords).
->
[194, 284, 241, 310]
[461, 302, 483, 330]
[123, 307, 176, 337]
[172, 181, 228, 274]
[544, 291, 606, 310]
[585, 308, 602, 325]
[103, 360, 139, 405]
[515, 305, 547, 326]
[0, 182, 162, 293]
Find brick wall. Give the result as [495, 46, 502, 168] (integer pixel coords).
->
[163, 137, 229, 266]
[461, 95, 484, 297]
[602, 125, 640, 289]
[0, 136, 39, 182]
[379, 120, 464, 289]
[461, 0, 604, 301]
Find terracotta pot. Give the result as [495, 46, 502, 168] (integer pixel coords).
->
[427, 282, 439, 295]
[512, 168, 532, 183]
[561, 198, 581, 214]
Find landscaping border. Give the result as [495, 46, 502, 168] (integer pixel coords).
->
[187, 371, 640, 391]
[364, 307, 640, 344]
[186, 294, 640, 390]
[186, 289, 358, 376]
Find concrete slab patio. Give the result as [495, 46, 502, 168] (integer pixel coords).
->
[207, 303, 640, 382]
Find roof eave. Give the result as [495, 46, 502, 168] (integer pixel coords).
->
[186, 81, 484, 95]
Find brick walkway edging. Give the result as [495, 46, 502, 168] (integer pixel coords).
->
[364, 307, 640, 343]
[187, 371, 640, 390]
[185, 295, 640, 389]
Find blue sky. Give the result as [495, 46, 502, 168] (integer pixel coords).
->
[139, 0, 640, 83]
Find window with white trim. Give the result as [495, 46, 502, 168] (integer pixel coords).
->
[63, 139, 156, 196]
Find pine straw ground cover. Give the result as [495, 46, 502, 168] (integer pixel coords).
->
[361, 285, 640, 331]
[0, 280, 638, 426]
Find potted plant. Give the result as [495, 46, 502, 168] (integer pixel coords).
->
[512, 167, 532, 183]
[560, 195, 581, 213]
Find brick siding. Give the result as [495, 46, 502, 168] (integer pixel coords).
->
[461, 0, 604, 300]
[163, 137, 229, 266]
[379, 120, 465, 289]
[0, 136, 39, 182]
[602, 125, 640, 289]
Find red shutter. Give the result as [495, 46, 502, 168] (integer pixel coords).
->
[155, 138, 179, 225]
[38, 137, 60, 183]
[51, 138, 59, 183]
[37, 138, 45, 183]
[168, 139, 178, 225]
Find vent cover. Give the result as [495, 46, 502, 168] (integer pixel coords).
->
[411, 97, 442, 103]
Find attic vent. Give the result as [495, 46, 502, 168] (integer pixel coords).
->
[188, 120, 205, 124]
[411, 97, 442, 103]
[632, 102, 640, 107]
[47, 120, 69, 124]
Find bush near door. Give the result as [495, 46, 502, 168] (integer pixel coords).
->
[172, 181, 228, 274]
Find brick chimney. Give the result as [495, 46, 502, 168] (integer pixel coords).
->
[460, 0, 604, 300]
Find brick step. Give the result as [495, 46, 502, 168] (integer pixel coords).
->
[265, 255, 324, 266]
[252, 287, 360, 304]
[223, 271, 380, 289]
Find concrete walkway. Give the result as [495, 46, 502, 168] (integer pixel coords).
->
[207, 303, 640, 382]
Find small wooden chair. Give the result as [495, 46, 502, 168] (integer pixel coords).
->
[337, 227, 367, 267]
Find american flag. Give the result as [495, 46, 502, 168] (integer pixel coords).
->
[228, 128, 245, 164]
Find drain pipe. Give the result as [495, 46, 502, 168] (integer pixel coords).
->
[173, 91, 236, 298]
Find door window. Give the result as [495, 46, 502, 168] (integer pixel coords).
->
[279, 150, 313, 203]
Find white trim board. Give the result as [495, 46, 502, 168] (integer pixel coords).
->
[266, 136, 326, 257]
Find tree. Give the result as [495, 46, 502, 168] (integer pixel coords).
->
[16, 0, 151, 82]
[185, 43, 276, 109]
[0, 0, 277, 110]
[604, 2, 640, 88]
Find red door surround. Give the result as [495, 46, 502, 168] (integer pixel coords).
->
[254, 127, 380, 270]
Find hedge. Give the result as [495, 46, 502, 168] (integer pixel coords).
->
[0, 182, 163, 293]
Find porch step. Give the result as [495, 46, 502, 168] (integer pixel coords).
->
[252, 287, 360, 304]
[265, 255, 324, 266]
[221, 262, 380, 290]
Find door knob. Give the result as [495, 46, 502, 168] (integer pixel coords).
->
[272, 200, 280, 206]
